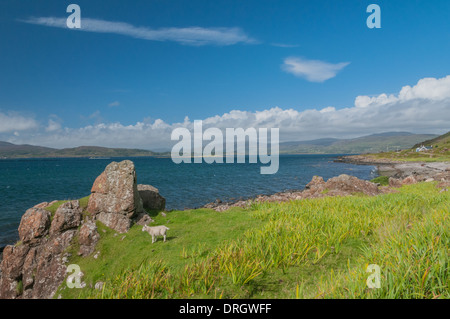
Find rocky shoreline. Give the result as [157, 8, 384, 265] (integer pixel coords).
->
[335, 155, 450, 179]
[203, 156, 450, 212]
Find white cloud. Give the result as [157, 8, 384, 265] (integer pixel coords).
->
[45, 119, 62, 132]
[355, 75, 450, 108]
[282, 57, 350, 82]
[20, 17, 257, 46]
[3, 76, 450, 149]
[320, 107, 336, 113]
[108, 101, 120, 107]
[399, 76, 450, 100]
[0, 112, 38, 133]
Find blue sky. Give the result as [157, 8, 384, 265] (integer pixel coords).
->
[1, 0, 450, 149]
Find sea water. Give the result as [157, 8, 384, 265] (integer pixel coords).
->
[0, 155, 377, 247]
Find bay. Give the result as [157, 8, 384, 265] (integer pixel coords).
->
[0, 155, 376, 247]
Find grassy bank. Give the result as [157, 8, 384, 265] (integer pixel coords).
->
[56, 182, 449, 299]
[363, 150, 450, 162]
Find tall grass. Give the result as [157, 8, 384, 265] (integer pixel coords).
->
[88, 183, 449, 299]
[318, 205, 449, 298]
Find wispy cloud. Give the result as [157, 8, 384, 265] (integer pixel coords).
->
[108, 101, 120, 107]
[271, 43, 300, 48]
[20, 17, 257, 46]
[282, 57, 350, 82]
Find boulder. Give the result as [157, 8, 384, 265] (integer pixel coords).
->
[305, 176, 326, 194]
[49, 200, 82, 235]
[434, 171, 450, 182]
[78, 220, 100, 257]
[402, 175, 418, 185]
[437, 181, 450, 189]
[29, 230, 76, 299]
[0, 244, 30, 299]
[95, 281, 104, 290]
[389, 177, 403, 188]
[324, 174, 380, 196]
[96, 212, 132, 234]
[18, 208, 51, 244]
[87, 160, 144, 233]
[1, 201, 83, 299]
[133, 212, 154, 226]
[33, 202, 49, 209]
[138, 184, 166, 211]
[22, 247, 38, 292]
[33, 200, 58, 209]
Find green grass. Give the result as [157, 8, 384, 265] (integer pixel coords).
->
[57, 207, 263, 298]
[370, 176, 389, 186]
[368, 150, 450, 162]
[57, 182, 449, 299]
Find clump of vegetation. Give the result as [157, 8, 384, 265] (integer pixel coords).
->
[56, 182, 449, 299]
[16, 280, 23, 295]
[370, 176, 390, 186]
[45, 200, 68, 217]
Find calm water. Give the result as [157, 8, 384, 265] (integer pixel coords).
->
[0, 155, 377, 247]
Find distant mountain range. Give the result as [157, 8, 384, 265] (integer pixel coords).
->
[0, 132, 438, 158]
[0, 142, 169, 159]
[279, 132, 438, 154]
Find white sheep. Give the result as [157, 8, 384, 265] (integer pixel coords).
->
[142, 225, 170, 243]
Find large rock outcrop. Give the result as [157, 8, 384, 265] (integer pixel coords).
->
[303, 174, 381, 197]
[0, 160, 159, 299]
[0, 200, 84, 299]
[18, 208, 51, 244]
[138, 184, 166, 211]
[87, 160, 144, 233]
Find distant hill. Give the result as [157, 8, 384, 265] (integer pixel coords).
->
[0, 141, 55, 157]
[342, 130, 450, 162]
[0, 131, 441, 158]
[279, 132, 438, 154]
[412, 131, 450, 149]
[0, 142, 169, 159]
